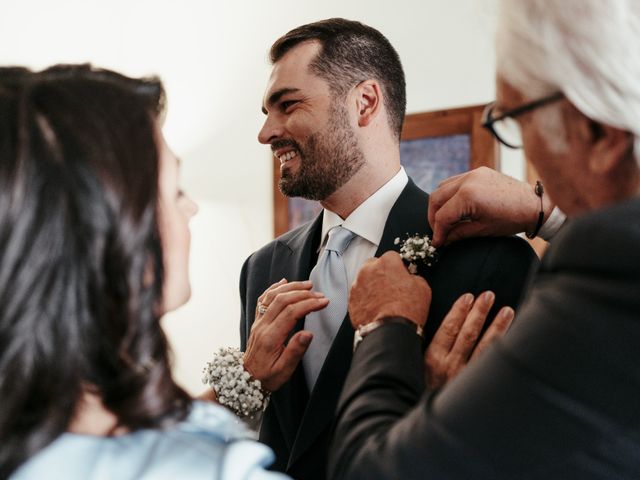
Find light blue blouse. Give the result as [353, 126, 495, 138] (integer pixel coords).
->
[12, 401, 289, 480]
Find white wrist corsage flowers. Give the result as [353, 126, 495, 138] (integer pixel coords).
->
[202, 347, 269, 418]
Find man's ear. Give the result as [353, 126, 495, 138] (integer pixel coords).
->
[585, 118, 634, 174]
[354, 80, 382, 127]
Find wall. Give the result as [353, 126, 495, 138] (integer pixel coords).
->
[1, 0, 524, 394]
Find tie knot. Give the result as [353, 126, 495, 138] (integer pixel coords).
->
[325, 226, 356, 254]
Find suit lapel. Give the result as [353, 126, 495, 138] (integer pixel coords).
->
[287, 179, 431, 468]
[375, 178, 435, 283]
[271, 213, 323, 286]
[375, 178, 432, 257]
[287, 304, 355, 469]
[266, 214, 323, 455]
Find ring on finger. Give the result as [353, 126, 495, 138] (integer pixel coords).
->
[258, 302, 268, 315]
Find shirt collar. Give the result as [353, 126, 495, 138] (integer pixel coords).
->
[320, 167, 408, 248]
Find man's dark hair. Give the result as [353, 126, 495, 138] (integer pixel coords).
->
[0, 64, 190, 477]
[270, 18, 406, 140]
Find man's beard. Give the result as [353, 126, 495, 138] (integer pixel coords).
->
[277, 103, 365, 201]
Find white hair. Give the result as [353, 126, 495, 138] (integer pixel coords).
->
[496, 0, 640, 161]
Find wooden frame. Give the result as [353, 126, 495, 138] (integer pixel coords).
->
[273, 104, 499, 237]
[401, 104, 498, 168]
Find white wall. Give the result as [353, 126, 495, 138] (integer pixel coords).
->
[1, 0, 523, 395]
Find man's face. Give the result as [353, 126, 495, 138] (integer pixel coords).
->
[496, 77, 591, 216]
[258, 41, 364, 201]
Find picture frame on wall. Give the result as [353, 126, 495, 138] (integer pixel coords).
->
[272, 103, 499, 237]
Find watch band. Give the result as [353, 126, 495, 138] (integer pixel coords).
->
[353, 317, 424, 351]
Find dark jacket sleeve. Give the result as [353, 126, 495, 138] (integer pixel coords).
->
[329, 203, 640, 480]
[238, 244, 276, 351]
[239, 254, 252, 351]
[329, 321, 498, 480]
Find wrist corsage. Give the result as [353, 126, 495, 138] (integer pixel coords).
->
[394, 233, 438, 274]
[202, 347, 269, 418]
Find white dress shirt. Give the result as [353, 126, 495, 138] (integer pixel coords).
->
[317, 167, 408, 288]
[538, 206, 566, 241]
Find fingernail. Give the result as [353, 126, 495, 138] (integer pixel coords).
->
[299, 333, 312, 346]
[302, 280, 312, 286]
[279, 278, 287, 283]
[313, 292, 325, 298]
[501, 307, 514, 319]
[482, 291, 495, 306]
[461, 293, 474, 307]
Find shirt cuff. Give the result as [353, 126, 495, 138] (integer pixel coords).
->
[538, 207, 566, 241]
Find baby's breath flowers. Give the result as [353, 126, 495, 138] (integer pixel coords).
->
[394, 233, 438, 274]
[202, 347, 269, 418]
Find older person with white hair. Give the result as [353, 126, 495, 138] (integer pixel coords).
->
[329, 1, 640, 479]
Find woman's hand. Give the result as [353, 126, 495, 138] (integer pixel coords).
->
[243, 279, 328, 392]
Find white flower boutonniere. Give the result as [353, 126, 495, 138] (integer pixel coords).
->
[394, 233, 438, 274]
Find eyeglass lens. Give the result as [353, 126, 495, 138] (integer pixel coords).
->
[493, 115, 523, 149]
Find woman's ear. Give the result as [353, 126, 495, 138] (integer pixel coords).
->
[354, 80, 381, 127]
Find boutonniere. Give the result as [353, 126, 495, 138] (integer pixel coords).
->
[394, 233, 438, 274]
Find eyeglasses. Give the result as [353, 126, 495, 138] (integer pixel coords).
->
[482, 92, 564, 149]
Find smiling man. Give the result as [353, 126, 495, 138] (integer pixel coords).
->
[262, 46, 366, 209]
[237, 18, 536, 480]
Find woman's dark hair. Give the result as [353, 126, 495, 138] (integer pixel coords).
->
[0, 64, 191, 477]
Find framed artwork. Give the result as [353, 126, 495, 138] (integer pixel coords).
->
[272, 104, 499, 237]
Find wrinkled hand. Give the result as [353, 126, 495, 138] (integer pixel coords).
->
[244, 279, 329, 392]
[349, 251, 431, 329]
[424, 291, 515, 390]
[428, 167, 555, 247]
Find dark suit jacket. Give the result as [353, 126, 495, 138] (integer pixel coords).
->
[329, 197, 640, 480]
[240, 179, 537, 480]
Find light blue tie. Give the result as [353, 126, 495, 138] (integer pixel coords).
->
[303, 226, 356, 391]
